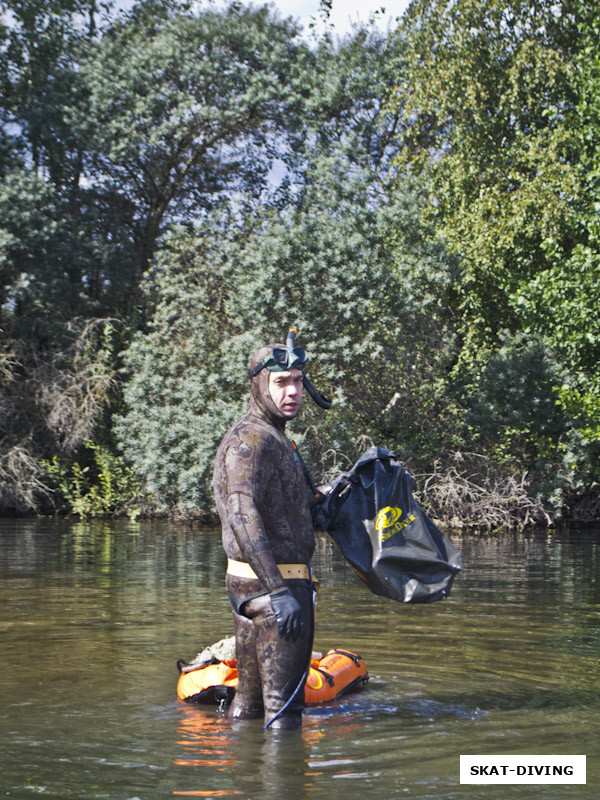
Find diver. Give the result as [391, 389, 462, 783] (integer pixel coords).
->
[212, 328, 330, 729]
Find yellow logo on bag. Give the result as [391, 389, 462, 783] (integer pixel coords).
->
[375, 506, 416, 543]
[375, 506, 402, 531]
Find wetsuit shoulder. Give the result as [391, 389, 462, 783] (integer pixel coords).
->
[219, 413, 284, 499]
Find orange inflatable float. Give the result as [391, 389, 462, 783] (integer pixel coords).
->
[177, 648, 368, 706]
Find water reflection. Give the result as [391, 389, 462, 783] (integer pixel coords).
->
[173, 706, 320, 799]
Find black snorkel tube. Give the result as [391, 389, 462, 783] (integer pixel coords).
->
[285, 326, 332, 410]
[303, 375, 332, 409]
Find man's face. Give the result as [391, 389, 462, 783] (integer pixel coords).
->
[268, 368, 304, 419]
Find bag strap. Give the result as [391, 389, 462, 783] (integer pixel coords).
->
[314, 667, 335, 687]
[332, 648, 363, 667]
[291, 441, 320, 498]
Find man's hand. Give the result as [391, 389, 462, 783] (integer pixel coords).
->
[269, 587, 304, 641]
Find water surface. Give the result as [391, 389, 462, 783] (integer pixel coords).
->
[0, 520, 598, 799]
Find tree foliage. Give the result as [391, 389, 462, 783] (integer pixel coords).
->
[0, 0, 318, 512]
[396, 0, 582, 343]
[2, 0, 600, 524]
[115, 25, 445, 510]
[79, 0, 312, 268]
[392, 0, 600, 513]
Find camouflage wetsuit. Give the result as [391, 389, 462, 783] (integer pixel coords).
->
[213, 346, 315, 729]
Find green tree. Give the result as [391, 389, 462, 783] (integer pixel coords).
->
[114, 24, 458, 511]
[0, 0, 105, 181]
[0, 0, 318, 512]
[396, 0, 582, 352]
[0, 0, 136, 337]
[79, 0, 312, 270]
[116, 163, 459, 513]
[1, 1, 312, 331]
[505, 1, 600, 512]
[392, 0, 600, 515]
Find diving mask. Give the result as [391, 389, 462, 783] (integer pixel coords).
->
[250, 346, 307, 376]
[250, 326, 332, 409]
[250, 327, 308, 377]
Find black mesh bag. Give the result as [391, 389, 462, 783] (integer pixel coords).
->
[314, 447, 462, 603]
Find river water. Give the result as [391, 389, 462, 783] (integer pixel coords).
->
[0, 519, 598, 799]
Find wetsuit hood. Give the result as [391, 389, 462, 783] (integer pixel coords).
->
[248, 328, 332, 421]
[249, 344, 289, 430]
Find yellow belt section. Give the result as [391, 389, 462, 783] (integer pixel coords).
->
[227, 558, 310, 581]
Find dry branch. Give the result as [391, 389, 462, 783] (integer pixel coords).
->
[415, 453, 552, 530]
[0, 319, 116, 513]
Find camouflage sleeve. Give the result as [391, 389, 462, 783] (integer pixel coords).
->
[224, 433, 285, 593]
[225, 493, 285, 592]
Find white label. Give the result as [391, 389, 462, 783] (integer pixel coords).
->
[460, 755, 586, 784]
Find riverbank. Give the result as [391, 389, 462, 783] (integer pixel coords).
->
[3, 500, 599, 532]
[3, 447, 599, 530]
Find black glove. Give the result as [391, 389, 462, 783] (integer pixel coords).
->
[269, 587, 304, 641]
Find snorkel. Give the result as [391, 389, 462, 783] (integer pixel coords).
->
[250, 326, 332, 410]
